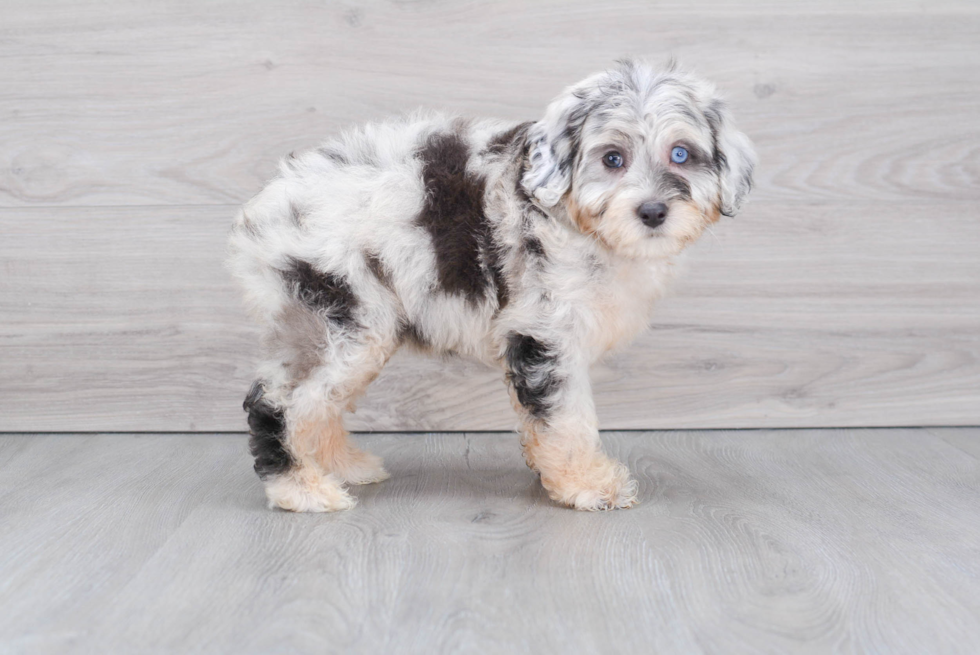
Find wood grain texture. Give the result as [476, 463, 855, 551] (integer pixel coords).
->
[2, 201, 978, 431]
[0, 1, 978, 431]
[1, 2, 978, 207]
[1, 430, 978, 653]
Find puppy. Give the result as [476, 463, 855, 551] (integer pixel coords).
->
[228, 59, 755, 512]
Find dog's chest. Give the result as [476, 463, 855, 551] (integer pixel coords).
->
[586, 257, 675, 356]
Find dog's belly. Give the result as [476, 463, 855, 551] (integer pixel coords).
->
[403, 292, 499, 363]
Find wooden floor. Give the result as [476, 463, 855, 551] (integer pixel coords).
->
[2, 429, 978, 654]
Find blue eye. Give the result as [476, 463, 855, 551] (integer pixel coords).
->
[671, 146, 689, 164]
[603, 151, 624, 168]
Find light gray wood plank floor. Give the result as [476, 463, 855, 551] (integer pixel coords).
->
[1, 429, 978, 654]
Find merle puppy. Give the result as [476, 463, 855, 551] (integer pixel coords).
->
[228, 59, 755, 512]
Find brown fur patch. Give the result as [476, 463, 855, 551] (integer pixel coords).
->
[565, 195, 600, 237]
[485, 121, 532, 155]
[280, 258, 359, 327]
[505, 333, 561, 419]
[416, 130, 509, 309]
[706, 201, 723, 224]
[398, 319, 431, 352]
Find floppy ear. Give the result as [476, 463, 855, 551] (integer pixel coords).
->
[706, 100, 757, 217]
[521, 76, 607, 208]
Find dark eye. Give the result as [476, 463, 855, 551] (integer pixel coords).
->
[602, 151, 624, 168]
[670, 146, 689, 164]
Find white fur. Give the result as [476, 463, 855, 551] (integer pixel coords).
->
[228, 59, 755, 512]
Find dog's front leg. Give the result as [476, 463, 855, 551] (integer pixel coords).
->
[505, 334, 637, 511]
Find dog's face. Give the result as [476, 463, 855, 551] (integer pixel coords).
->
[522, 60, 756, 259]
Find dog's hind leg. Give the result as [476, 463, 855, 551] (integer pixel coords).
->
[243, 381, 352, 512]
[288, 331, 396, 488]
[246, 316, 398, 512]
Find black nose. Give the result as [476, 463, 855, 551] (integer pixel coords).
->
[637, 201, 668, 228]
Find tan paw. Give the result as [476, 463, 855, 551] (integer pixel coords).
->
[264, 470, 356, 512]
[565, 476, 638, 511]
[542, 457, 638, 511]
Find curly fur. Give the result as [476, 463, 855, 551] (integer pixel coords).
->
[227, 59, 756, 512]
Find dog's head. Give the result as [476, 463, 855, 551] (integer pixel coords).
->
[522, 59, 756, 258]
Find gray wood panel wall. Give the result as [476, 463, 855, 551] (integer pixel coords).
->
[2, 1, 978, 432]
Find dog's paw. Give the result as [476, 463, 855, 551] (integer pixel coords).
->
[334, 448, 390, 485]
[566, 476, 638, 511]
[264, 471, 356, 512]
[542, 456, 638, 511]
